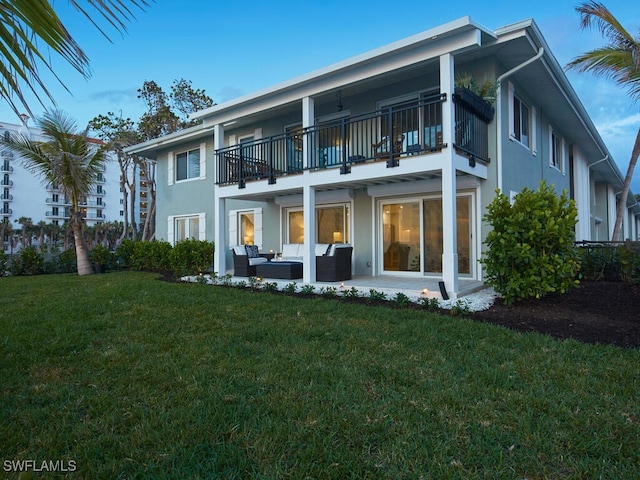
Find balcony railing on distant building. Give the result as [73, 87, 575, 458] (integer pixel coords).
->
[1, 179, 13, 187]
[215, 93, 490, 188]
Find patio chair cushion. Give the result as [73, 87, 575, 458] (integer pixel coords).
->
[281, 243, 300, 258]
[315, 243, 331, 256]
[233, 245, 246, 256]
[245, 245, 260, 258]
[248, 257, 268, 266]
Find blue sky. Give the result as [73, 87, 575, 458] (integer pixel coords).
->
[8, 0, 640, 191]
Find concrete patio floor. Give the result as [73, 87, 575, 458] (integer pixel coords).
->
[233, 274, 486, 301]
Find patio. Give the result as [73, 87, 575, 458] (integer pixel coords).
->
[230, 273, 486, 301]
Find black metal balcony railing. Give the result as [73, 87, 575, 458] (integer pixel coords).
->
[1, 208, 12, 215]
[1, 193, 12, 201]
[308, 95, 446, 172]
[1, 180, 13, 187]
[216, 93, 490, 188]
[216, 131, 304, 187]
[452, 95, 490, 166]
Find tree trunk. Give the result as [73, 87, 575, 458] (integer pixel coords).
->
[611, 126, 640, 241]
[72, 213, 94, 275]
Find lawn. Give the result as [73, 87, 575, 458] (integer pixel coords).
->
[1, 272, 638, 479]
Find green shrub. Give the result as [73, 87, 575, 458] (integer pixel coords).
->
[90, 244, 113, 272]
[170, 239, 214, 278]
[577, 243, 640, 282]
[115, 239, 136, 268]
[11, 246, 45, 276]
[130, 240, 173, 273]
[57, 247, 77, 273]
[481, 181, 579, 304]
[0, 250, 7, 275]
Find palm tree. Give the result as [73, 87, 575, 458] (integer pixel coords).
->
[0, 0, 150, 118]
[567, 1, 640, 241]
[2, 110, 108, 275]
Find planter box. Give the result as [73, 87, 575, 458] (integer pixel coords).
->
[454, 87, 495, 123]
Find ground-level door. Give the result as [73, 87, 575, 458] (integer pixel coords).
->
[379, 193, 473, 277]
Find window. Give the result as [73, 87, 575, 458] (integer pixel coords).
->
[96, 185, 103, 194]
[229, 208, 262, 248]
[239, 212, 255, 245]
[176, 148, 200, 181]
[513, 96, 529, 146]
[550, 129, 564, 172]
[317, 205, 350, 244]
[169, 144, 205, 184]
[175, 216, 200, 242]
[509, 82, 536, 152]
[119, 210, 124, 216]
[284, 204, 351, 244]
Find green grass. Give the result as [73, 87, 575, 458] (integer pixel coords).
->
[1, 272, 638, 479]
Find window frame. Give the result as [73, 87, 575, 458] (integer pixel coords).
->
[549, 127, 565, 173]
[168, 213, 206, 245]
[168, 143, 206, 185]
[508, 82, 537, 153]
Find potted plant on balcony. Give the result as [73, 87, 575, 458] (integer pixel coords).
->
[454, 73, 497, 123]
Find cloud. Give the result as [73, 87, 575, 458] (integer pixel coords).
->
[87, 88, 139, 104]
[217, 85, 245, 103]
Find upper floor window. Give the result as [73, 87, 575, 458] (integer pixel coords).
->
[513, 96, 529, 146]
[176, 148, 200, 181]
[550, 128, 565, 173]
[508, 82, 537, 153]
[168, 143, 206, 185]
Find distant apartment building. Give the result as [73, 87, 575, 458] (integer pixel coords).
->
[0, 116, 145, 251]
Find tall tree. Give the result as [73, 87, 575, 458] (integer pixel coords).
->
[567, 1, 640, 241]
[137, 78, 215, 140]
[2, 110, 108, 275]
[14, 216, 32, 247]
[88, 112, 142, 243]
[0, 0, 151, 118]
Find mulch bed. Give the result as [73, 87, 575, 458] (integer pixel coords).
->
[469, 281, 640, 349]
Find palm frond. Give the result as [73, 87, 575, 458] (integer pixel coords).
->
[568, 2, 640, 102]
[0, 110, 109, 208]
[0, 0, 151, 117]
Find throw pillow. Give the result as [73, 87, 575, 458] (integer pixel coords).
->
[245, 245, 260, 258]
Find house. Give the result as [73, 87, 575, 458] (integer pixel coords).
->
[126, 17, 640, 297]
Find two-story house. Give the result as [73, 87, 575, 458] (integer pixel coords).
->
[126, 17, 640, 298]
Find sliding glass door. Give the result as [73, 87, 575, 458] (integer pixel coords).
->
[380, 194, 473, 276]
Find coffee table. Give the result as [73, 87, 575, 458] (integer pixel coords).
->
[255, 261, 303, 280]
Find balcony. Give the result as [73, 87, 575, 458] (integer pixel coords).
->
[216, 94, 490, 188]
[46, 197, 71, 205]
[1, 208, 12, 215]
[1, 193, 12, 201]
[1, 179, 13, 187]
[1, 165, 12, 173]
[46, 211, 69, 219]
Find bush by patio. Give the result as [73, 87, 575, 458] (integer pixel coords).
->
[481, 181, 579, 304]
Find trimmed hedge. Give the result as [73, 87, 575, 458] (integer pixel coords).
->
[576, 242, 640, 282]
[116, 239, 214, 278]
